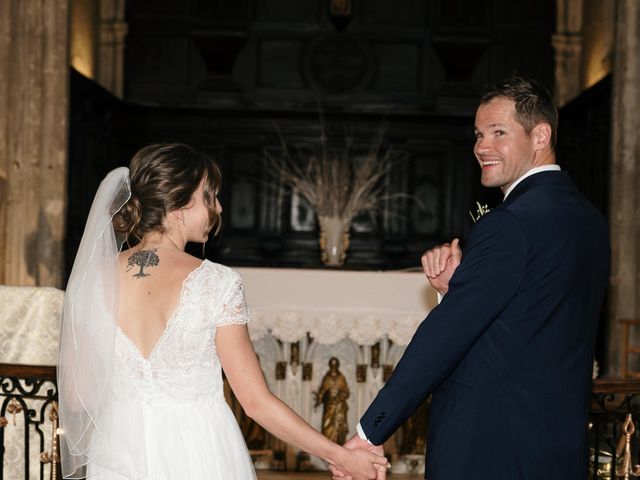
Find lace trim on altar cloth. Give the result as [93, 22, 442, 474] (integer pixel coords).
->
[247, 306, 426, 346]
[235, 266, 434, 347]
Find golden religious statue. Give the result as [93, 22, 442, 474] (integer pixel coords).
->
[314, 357, 350, 444]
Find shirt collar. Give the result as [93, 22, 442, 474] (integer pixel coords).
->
[503, 165, 561, 199]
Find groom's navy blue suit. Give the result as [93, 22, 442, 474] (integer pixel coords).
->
[360, 171, 610, 479]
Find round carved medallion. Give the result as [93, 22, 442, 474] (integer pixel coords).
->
[303, 34, 374, 93]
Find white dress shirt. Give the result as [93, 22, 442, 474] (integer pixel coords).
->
[503, 164, 561, 199]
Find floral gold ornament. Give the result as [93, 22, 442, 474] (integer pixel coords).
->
[40, 401, 60, 480]
[356, 364, 367, 383]
[275, 361, 287, 380]
[615, 414, 640, 479]
[6, 398, 23, 426]
[290, 342, 300, 375]
[371, 342, 381, 369]
[328, 0, 352, 31]
[303, 363, 313, 381]
[383, 364, 394, 383]
[469, 201, 491, 223]
[330, 0, 351, 17]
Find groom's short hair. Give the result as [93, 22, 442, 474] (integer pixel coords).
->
[480, 74, 558, 150]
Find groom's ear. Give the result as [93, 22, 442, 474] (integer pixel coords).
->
[531, 123, 552, 151]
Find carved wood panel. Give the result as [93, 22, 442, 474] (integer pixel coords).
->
[123, 0, 554, 114]
[69, 73, 487, 275]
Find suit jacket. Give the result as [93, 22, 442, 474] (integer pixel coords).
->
[360, 171, 610, 479]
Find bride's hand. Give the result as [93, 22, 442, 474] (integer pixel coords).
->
[329, 445, 388, 480]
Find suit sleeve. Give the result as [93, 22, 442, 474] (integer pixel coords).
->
[360, 209, 527, 445]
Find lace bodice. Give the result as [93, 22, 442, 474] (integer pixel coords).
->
[112, 261, 249, 406]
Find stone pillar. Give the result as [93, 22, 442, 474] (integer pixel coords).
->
[98, 0, 128, 97]
[552, 0, 584, 105]
[608, 0, 640, 375]
[0, 1, 69, 287]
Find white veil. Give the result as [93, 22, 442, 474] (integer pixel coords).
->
[58, 167, 146, 478]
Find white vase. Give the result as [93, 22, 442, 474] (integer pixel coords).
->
[318, 215, 351, 267]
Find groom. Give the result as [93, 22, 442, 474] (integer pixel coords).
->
[334, 74, 610, 479]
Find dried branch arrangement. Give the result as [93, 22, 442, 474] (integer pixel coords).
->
[264, 123, 403, 222]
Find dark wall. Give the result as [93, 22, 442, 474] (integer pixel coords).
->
[68, 70, 484, 274]
[124, 0, 555, 115]
[556, 75, 612, 372]
[556, 75, 611, 219]
[68, 0, 559, 277]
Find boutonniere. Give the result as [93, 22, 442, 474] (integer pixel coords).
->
[469, 201, 491, 223]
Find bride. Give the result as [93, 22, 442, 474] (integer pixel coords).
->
[57, 143, 387, 479]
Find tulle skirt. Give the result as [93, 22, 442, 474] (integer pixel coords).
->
[86, 400, 256, 479]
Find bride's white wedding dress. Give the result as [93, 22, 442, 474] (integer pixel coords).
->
[88, 260, 256, 479]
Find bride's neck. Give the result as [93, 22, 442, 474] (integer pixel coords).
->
[138, 230, 186, 253]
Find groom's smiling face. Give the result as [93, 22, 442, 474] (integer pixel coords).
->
[473, 97, 537, 193]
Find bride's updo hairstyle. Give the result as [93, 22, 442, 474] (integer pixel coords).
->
[113, 143, 222, 243]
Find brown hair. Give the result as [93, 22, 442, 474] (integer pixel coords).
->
[112, 143, 222, 242]
[480, 74, 558, 150]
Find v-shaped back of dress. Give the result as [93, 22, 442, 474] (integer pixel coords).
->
[88, 261, 257, 479]
[111, 261, 250, 406]
[116, 261, 206, 362]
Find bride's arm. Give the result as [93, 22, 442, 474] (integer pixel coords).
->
[216, 324, 386, 480]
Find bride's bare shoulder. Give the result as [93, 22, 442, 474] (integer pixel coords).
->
[169, 251, 205, 273]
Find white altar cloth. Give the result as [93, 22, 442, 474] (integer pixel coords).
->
[237, 267, 437, 346]
[0, 285, 63, 480]
[0, 285, 63, 365]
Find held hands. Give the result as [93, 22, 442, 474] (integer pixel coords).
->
[421, 238, 462, 295]
[329, 435, 387, 480]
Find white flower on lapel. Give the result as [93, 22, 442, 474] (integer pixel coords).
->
[469, 202, 491, 223]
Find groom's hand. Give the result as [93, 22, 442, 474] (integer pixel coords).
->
[329, 435, 387, 480]
[422, 238, 462, 295]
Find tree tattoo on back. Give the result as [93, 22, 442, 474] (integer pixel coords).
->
[126, 249, 159, 278]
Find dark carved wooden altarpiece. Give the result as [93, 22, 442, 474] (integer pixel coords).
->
[68, 0, 558, 274]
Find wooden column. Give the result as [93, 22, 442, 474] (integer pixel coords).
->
[608, 0, 640, 375]
[0, 1, 69, 287]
